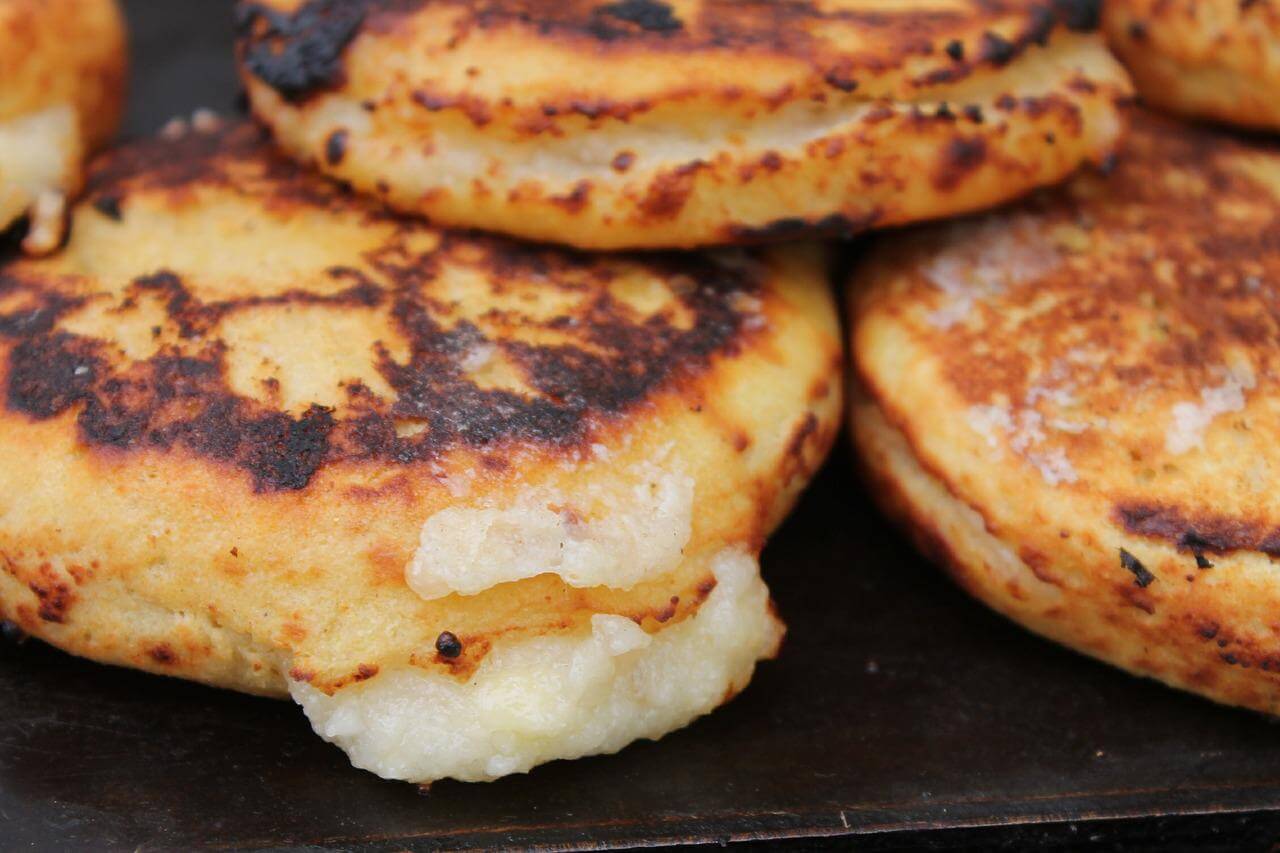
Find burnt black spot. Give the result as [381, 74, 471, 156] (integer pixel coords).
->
[325, 129, 349, 166]
[824, 69, 859, 93]
[934, 137, 987, 191]
[725, 212, 877, 244]
[945, 40, 964, 61]
[1194, 551, 1214, 570]
[236, 0, 367, 101]
[92, 194, 123, 221]
[435, 631, 463, 658]
[6, 333, 100, 419]
[963, 105, 985, 124]
[591, 0, 682, 39]
[0, 287, 78, 339]
[242, 405, 336, 491]
[0, 620, 26, 644]
[2, 124, 761, 493]
[1119, 548, 1155, 588]
[1052, 0, 1102, 31]
[1117, 504, 1280, 560]
[979, 31, 1017, 66]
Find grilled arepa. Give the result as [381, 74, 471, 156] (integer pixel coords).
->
[0, 0, 127, 254]
[851, 112, 1280, 715]
[0, 120, 841, 783]
[1105, 0, 1280, 131]
[235, 0, 1132, 250]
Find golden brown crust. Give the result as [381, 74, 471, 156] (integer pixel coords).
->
[236, 0, 1131, 248]
[851, 110, 1280, 714]
[0, 121, 842, 696]
[1104, 0, 1280, 131]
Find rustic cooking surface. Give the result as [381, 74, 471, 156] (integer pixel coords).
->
[4, 3, 1280, 850]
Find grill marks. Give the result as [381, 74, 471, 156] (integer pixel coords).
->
[0, 134, 760, 493]
[1116, 504, 1280, 560]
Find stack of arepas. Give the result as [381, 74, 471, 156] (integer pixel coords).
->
[2, 0, 1275, 787]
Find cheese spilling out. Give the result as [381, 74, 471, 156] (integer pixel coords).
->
[291, 548, 783, 784]
[406, 460, 694, 600]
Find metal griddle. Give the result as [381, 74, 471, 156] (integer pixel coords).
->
[4, 3, 1280, 850]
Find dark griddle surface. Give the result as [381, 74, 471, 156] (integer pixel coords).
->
[3, 3, 1280, 850]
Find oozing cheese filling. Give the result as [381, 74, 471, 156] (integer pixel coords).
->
[292, 548, 783, 784]
[407, 460, 694, 600]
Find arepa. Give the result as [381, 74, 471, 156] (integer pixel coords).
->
[236, 0, 1132, 249]
[852, 112, 1280, 714]
[0, 120, 842, 783]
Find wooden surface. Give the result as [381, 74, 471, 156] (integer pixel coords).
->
[4, 3, 1280, 850]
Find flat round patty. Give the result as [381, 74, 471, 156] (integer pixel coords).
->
[0, 120, 841, 782]
[1105, 0, 1280, 131]
[852, 111, 1280, 714]
[0, 0, 127, 250]
[236, 0, 1131, 249]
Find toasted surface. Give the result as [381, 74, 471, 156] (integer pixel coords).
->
[236, 0, 1131, 249]
[0, 122, 840, 778]
[1105, 0, 1280, 131]
[851, 111, 1280, 714]
[0, 0, 127, 250]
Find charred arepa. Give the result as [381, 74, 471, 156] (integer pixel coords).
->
[1105, 0, 1280, 131]
[852, 112, 1280, 714]
[234, 0, 1132, 250]
[0, 120, 841, 783]
[0, 0, 127, 254]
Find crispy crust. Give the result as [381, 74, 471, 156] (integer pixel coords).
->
[0, 121, 843, 697]
[1104, 0, 1280, 131]
[236, 0, 1131, 248]
[850, 111, 1280, 714]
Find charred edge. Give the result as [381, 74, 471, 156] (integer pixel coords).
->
[1115, 504, 1280, 560]
[1119, 548, 1155, 588]
[83, 123, 379, 219]
[590, 0, 682, 40]
[0, 620, 26, 644]
[725, 212, 875, 244]
[236, 0, 367, 102]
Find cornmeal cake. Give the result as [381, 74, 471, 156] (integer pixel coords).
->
[0, 120, 842, 783]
